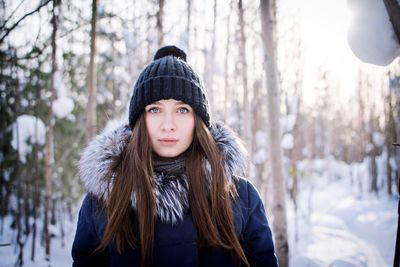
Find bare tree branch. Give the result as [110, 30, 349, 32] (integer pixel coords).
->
[1, 0, 25, 30]
[0, 0, 52, 44]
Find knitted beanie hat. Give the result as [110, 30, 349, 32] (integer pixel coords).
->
[128, 45, 211, 129]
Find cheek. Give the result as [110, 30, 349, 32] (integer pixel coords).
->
[145, 115, 157, 138]
[185, 118, 195, 141]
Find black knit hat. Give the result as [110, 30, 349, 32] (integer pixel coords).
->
[128, 45, 211, 128]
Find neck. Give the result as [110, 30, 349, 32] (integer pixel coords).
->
[152, 147, 191, 163]
[152, 153, 180, 163]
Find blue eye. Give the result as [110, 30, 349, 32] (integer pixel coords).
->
[178, 107, 189, 114]
[147, 107, 160, 113]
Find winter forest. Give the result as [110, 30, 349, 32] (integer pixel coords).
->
[1, 0, 400, 266]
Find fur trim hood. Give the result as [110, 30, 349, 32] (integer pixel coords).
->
[78, 122, 247, 224]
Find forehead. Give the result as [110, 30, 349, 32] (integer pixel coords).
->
[149, 99, 188, 105]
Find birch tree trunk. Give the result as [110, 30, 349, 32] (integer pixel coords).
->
[186, 0, 191, 50]
[393, 75, 400, 194]
[252, 78, 265, 191]
[224, 0, 233, 119]
[44, 0, 58, 259]
[260, 0, 289, 266]
[386, 82, 395, 195]
[204, 0, 217, 110]
[238, 0, 252, 177]
[87, 0, 98, 139]
[368, 109, 379, 193]
[31, 95, 40, 261]
[288, 22, 304, 242]
[15, 119, 23, 266]
[156, 0, 165, 46]
[146, 9, 152, 61]
[357, 70, 367, 162]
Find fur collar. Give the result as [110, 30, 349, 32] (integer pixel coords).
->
[78, 122, 246, 224]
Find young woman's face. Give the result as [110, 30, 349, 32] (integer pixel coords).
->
[145, 99, 195, 158]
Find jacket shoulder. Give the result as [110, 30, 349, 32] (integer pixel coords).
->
[234, 177, 263, 208]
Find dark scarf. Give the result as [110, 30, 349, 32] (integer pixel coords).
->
[153, 156, 186, 176]
[150, 156, 189, 223]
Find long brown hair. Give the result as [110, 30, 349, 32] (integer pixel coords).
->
[97, 114, 249, 266]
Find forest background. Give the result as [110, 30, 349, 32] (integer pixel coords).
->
[1, 0, 399, 267]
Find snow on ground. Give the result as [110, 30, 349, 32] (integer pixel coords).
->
[288, 173, 398, 267]
[0, 161, 398, 267]
[0, 202, 79, 267]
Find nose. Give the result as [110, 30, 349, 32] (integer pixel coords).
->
[161, 113, 176, 132]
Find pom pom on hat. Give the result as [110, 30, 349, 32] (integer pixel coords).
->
[153, 45, 187, 62]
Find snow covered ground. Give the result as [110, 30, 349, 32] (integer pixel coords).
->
[288, 174, 398, 267]
[0, 208, 78, 267]
[0, 164, 398, 267]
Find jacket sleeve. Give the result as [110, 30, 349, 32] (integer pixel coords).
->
[71, 194, 109, 267]
[240, 180, 279, 267]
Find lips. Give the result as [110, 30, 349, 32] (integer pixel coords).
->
[158, 138, 178, 146]
[159, 138, 178, 142]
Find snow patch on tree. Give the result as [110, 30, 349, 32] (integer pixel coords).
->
[253, 130, 268, 165]
[372, 132, 385, 147]
[53, 71, 75, 118]
[255, 130, 268, 148]
[253, 148, 267, 165]
[281, 114, 297, 133]
[53, 97, 74, 118]
[282, 133, 294, 150]
[11, 115, 46, 163]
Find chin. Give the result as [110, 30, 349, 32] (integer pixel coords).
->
[155, 150, 183, 158]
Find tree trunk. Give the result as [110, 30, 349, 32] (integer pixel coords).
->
[87, 0, 98, 139]
[288, 21, 304, 243]
[210, 0, 217, 109]
[386, 81, 395, 195]
[146, 10, 152, 61]
[368, 109, 379, 193]
[15, 120, 23, 267]
[31, 86, 40, 261]
[395, 76, 400, 195]
[238, 0, 252, 177]
[289, 97, 301, 243]
[260, 0, 289, 266]
[357, 70, 367, 162]
[156, 0, 165, 46]
[320, 71, 330, 158]
[224, 0, 233, 120]
[44, 0, 58, 259]
[203, 0, 217, 111]
[252, 78, 265, 190]
[369, 150, 378, 193]
[186, 0, 191, 50]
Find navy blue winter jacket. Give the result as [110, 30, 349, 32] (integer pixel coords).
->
[72, 123, 279, 267]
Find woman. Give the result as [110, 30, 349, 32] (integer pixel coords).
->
[72, 45, 278, 267]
